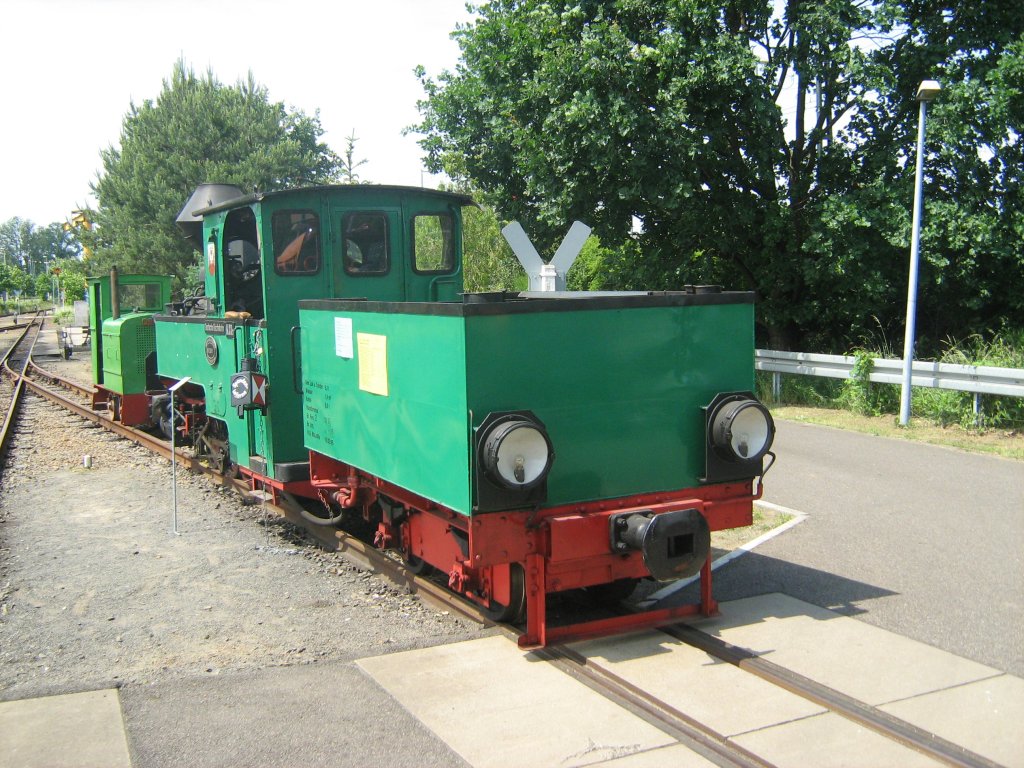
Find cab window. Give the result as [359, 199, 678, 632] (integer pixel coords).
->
[118, 283, 164, 312]
[343, 213, 390, 275]
[272, 210, 321, 275]
[412, 213, 456, 273]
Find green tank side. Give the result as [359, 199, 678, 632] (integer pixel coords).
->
[299, 294, 754, 516]
[300, 306, 472, 513]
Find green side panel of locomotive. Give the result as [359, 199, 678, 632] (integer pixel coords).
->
[299, 293, 754, 516]
[152, 318, 248, 465]
[299, 306, 472, 513]
[100, 313, 158, 395]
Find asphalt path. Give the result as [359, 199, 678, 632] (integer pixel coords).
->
[671, 419, 1024, 677]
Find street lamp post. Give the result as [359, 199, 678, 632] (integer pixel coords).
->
[899, 79, 942, 426]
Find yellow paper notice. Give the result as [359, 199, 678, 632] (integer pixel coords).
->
[357, 333, 388, 396]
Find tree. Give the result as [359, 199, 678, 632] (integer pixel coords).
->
[0, 218, 33, 272]
[0, 262, 31, 297]
[340, 131, 369, 183]
[86, 60, 341, 289]
[461, 198, 525, 292]
[414, 1, 1023, 352]
[0, 217, 80, 278]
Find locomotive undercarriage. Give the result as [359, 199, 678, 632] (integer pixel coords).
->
[306, 450, 760, 647]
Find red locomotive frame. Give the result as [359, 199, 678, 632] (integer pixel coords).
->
[292, 451, 761, 647]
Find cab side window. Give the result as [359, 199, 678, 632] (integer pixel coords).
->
[343, 213, 390, 275]
[413, 213, 455, 273]
[272, 210, 321, 275]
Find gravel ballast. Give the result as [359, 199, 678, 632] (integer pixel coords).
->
[0, 386, 482, 702]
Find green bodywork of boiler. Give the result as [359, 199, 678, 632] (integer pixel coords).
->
[298, 292, 755, 516]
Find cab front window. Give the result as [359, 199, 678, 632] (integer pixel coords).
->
[272, 210, 321, 275]
[343, 213, 390, 275]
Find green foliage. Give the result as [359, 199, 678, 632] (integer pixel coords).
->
[414, 0, 1024, 353]
[838, 350, 898, 416]
[756, 370, 843, 408]
[912, 333, 1024, 428]
[0, 262, 31, 296]
[457, 196, 526, 293]
[86, 60, 341, 291]
[1, 298, 42, 316]
[0, 217, 80, 288]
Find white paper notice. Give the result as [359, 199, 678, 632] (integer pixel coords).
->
[334, 317, 353, 358]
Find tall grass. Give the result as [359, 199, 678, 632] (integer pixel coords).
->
[760, 330, 1024, 430]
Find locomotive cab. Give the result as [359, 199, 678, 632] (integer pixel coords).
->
[154, 184, 472, 486]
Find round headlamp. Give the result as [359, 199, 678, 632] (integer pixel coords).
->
[481, 416, 554, 490]
[710, 397, 775, 462]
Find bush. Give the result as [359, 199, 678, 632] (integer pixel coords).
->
[53, 307, 75, 326]
[837, 350, 898, 416]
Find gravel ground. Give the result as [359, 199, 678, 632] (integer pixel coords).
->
[0, 382, 482, 702]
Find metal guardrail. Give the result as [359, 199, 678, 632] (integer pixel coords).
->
[755, 349, 1024, 405]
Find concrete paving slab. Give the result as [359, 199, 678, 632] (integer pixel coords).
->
[731, 712, 944, 768]
[701, 593, 1001, 704]
[588, 743, 719, 767]
[880, 674, 1024, 768]
[119, 657, 470, 768]
[0, 688, 131, 768]
[357, 635, 680, 768]
[572, 630, 825, 737]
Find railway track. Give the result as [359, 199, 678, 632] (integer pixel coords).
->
[13, 333, 486, 626]
[0, 313, 44, 469]
[537, 626, 1003, 768]
[15, 335, 1006, 768]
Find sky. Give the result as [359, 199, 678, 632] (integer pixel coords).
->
[0, 0, 475, 227]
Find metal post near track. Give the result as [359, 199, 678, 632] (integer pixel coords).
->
[168, 377, 191, 535]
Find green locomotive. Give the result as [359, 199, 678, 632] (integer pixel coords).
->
[96, 183, 774, 646]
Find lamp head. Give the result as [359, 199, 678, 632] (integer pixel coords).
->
[916, 80, 942, 102]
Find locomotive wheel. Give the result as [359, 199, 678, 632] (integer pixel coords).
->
[584, 578, 640, 605]
[483, 563, 526, 624]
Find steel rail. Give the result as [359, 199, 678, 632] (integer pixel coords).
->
[756, 349, 1024, 398]
[27, 359, 94, 399]
[656, 623, 1002, 768]
[521, 614, 1000, 768]
[536, 643, 772, 768]
[0, 313, 43, 470]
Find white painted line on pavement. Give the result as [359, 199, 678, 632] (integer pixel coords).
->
[636, 501, 809, 607]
